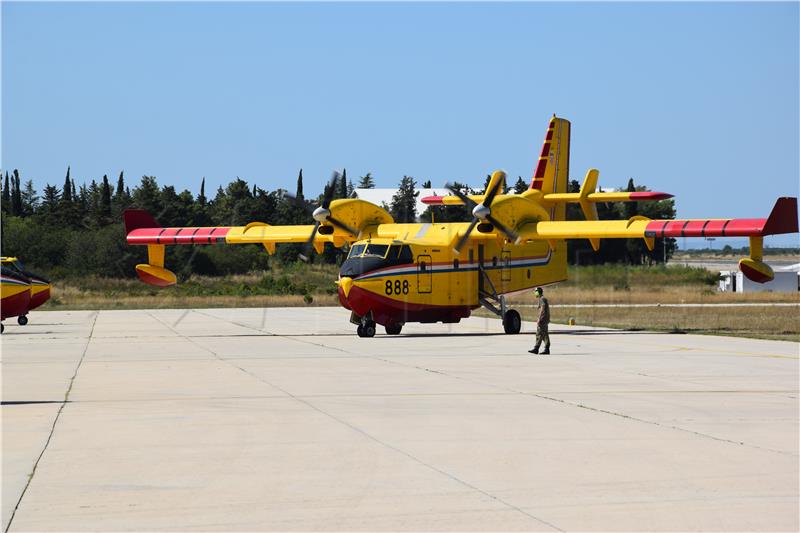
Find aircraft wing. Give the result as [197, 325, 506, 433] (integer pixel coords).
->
[521, 197, 797, 241]
[124, 198, 393, 286]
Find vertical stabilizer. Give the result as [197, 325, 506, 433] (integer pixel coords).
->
[531, 116, 571, 220]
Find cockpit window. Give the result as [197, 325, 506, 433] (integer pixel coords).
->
[363, 244, 389, 258]
[348, 244, 366, 258]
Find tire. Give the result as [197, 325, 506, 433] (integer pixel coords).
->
[1, 323, 4, 333]
[503, 309, 521, 334]
[385, 323, 403, 335]
[363, 322, 376, 338]
[357, 325, 365, 337]
[17, 315, 28, 326]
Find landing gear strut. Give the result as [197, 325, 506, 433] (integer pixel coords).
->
[477, 248, 521, 334]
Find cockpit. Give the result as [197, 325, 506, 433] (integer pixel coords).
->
[339, 242, 414, 278]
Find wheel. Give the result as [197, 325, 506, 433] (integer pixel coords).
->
[363, 321, 376, 338]
[385, 323, 403, 335]
[357, 325, 365, 337]
[17, 315, 28, 326]
[1, 323, 4, 333]
[503, 309, 521, 334]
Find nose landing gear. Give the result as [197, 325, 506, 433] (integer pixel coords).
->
[357, 321, 376, 338]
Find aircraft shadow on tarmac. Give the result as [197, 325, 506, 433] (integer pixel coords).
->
[1, 401, 69, 406]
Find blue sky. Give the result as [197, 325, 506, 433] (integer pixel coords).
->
[2, 2, 798, 246]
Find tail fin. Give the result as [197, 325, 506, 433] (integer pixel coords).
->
[531, 115, 571, 220]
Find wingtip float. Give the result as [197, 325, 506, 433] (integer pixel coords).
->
[123, 116, 798, 337]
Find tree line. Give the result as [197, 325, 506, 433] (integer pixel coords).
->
[1, 167, 675, 280]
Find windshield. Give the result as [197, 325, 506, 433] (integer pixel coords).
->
[363, 244, 389, 258]
[348, 244, 366, 258]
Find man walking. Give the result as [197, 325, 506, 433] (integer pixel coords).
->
[528, 287, 550, 354]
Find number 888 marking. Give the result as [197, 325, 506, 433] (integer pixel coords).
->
[385, 279, 410, 295]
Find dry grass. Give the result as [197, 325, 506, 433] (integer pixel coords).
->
[506, 285, 800, 306]
[536, 306, 798, 342]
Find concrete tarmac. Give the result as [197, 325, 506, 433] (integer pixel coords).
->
[2, 308, 798, 531]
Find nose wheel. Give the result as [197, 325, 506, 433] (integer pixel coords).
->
[357, 321, 376, 338]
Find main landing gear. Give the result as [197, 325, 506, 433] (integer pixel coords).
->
[17, 315, 28, 326]
[477, 254, 521, 334]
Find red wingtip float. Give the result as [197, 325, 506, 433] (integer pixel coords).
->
[123, 116, 799, 337]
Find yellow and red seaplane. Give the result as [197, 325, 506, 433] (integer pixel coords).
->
[124, 116, 798, 337]
[1, 257, 52, 332]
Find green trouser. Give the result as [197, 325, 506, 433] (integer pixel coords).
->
[534, 323, 550, 350]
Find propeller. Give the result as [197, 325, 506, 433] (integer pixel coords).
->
[445, 177, 520, 255]
[287, 171, 359, 261]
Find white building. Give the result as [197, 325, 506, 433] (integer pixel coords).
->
[719, 264, 799, 293]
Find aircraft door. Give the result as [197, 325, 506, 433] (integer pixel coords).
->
[501, 250, 511, 282]
[417, 255, 432, 293]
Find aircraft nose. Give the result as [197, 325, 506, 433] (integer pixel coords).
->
[338, 276, 354, 298]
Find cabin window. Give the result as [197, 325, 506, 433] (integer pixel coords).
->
[348, 244, 366, 258]
[397, 245, 413, 264]
[420, 261, 427, 272]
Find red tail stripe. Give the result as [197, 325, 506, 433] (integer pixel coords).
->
[534, 159, 547, 180]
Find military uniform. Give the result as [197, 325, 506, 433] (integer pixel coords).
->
[531, 296, 550, 354]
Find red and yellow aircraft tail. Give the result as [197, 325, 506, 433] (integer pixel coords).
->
[531, 116, 571, 220]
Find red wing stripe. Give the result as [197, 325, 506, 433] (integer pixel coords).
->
[126, 227, 231, 245]
[682, 220, 706, 237]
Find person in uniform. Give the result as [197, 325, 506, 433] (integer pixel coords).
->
[528, 287, 550, 354]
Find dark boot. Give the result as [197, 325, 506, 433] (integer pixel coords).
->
[528, 346, 540, 354]
[541, 346, 550, 355]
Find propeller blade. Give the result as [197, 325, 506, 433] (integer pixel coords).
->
[299, 222, 320, 262]
[486, 214, 521, 244]
[483, 178, 503, 207]
[326, 215, 358, 236]
[453, 218, 480, 255]
[321, 171, 341, 209]
[444, 183, 477, 209]
[284, 192, 312, 214]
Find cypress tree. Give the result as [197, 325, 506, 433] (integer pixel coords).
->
[198, 178, 207, 206]
[2, 172, 9, 212]
[63, 166, 72, 203]
[296, 169, 304, 200]
[338, 169, 348, 198]
[115, 171, 125, 198]
[12, 169, 23, 215]
[101, 174, 112, 220]
[513, 177, 528, 194]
